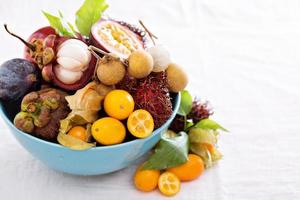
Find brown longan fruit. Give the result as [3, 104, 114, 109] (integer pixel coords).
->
[128, 50, 154, 79]
[96, 56, 126, 85]
[166, 63, 188, 92]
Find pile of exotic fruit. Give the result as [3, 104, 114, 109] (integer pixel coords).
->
[0, 0, 227, 196]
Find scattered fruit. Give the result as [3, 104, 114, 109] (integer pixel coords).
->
[91, 117, 126, 145]
[147, 45, 171, 72]
[158, 172, 181, 196]
[13, 88, 70, 141]
[0, 58, 40, 101]
[104, 90, 134, 120]
[167, 154, 204, 181]
[134, 164, 160, 192]
[166, 63, 188, 92]
[127, 109, 154, 138]
[128, 50, 154, 78]
[68, 126, 87, 142]
[1, 0, 227, 197]
[90, 19, 146, 59]
[96, 55, 126, 85]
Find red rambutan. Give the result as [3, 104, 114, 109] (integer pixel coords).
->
[116, 72, 173, 128]
[133, 72, 173, 128]
[115, 72, 138, 94]
[187, 99, 213, 123]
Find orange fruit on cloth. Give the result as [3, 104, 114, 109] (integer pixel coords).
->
[91, 117, 126, 145]
[158, 172, 181, 196]
[104, 90, 134, 120]
[134, 164, 160, 192]
[127, 109, 154, 138]
[167, 154, 204, 181]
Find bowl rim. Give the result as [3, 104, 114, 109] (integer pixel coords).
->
[0, 93, 180, 151]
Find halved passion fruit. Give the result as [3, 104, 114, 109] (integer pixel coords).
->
[90, 19, 147, 59]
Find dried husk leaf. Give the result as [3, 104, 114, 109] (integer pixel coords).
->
[57, 82, 107, 149]
[57, 132, 95, 150]
[64, 81, 105, 123]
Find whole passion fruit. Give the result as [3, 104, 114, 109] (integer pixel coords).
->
[90, 19, 147, 59]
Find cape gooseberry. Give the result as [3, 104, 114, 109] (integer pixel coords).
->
[96, 56, 126, 85]
[166, 63, 188, 92]
[128, 50, 154, 79]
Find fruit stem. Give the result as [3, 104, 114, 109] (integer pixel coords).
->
[4, 24, 36, 51]
[88, 46, 102, 60]
[139, 20, 158, 46]
[88, 45, 127, 66]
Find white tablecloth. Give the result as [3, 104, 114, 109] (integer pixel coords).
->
[1, 0, 300, 199]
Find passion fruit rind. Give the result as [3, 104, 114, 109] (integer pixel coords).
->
[90, 18, 150, 59]
[14, 88, 70, 141]
[114, 19, 149, 47]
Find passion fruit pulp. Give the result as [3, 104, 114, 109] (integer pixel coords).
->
[90, 19, 147, 59]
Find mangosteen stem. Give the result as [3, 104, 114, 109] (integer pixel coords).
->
[138, 20, 158, 45]
[4, 24, 36, 51]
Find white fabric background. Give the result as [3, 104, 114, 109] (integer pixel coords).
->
[1, 0, 300, 199]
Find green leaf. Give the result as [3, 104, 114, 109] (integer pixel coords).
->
[59, 10, 77, 36]
[75, 0, 109, 36]
[184, 121, 194, 131]
[143, 131, 189, 170]
[194, 118, 228, 132]
[177, 90, 193, 116]
[42, 11, 75, 37]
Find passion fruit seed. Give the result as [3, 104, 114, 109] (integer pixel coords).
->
[96, 56, 126, 85]
[128, 50, 154, 79]
[166, 63, 188, 92]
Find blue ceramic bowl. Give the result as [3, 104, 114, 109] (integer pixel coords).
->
[0, 93, 180, 175]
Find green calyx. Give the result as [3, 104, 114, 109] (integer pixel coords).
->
[43, 97, 59, 110]
[16, 96, 60, 131]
